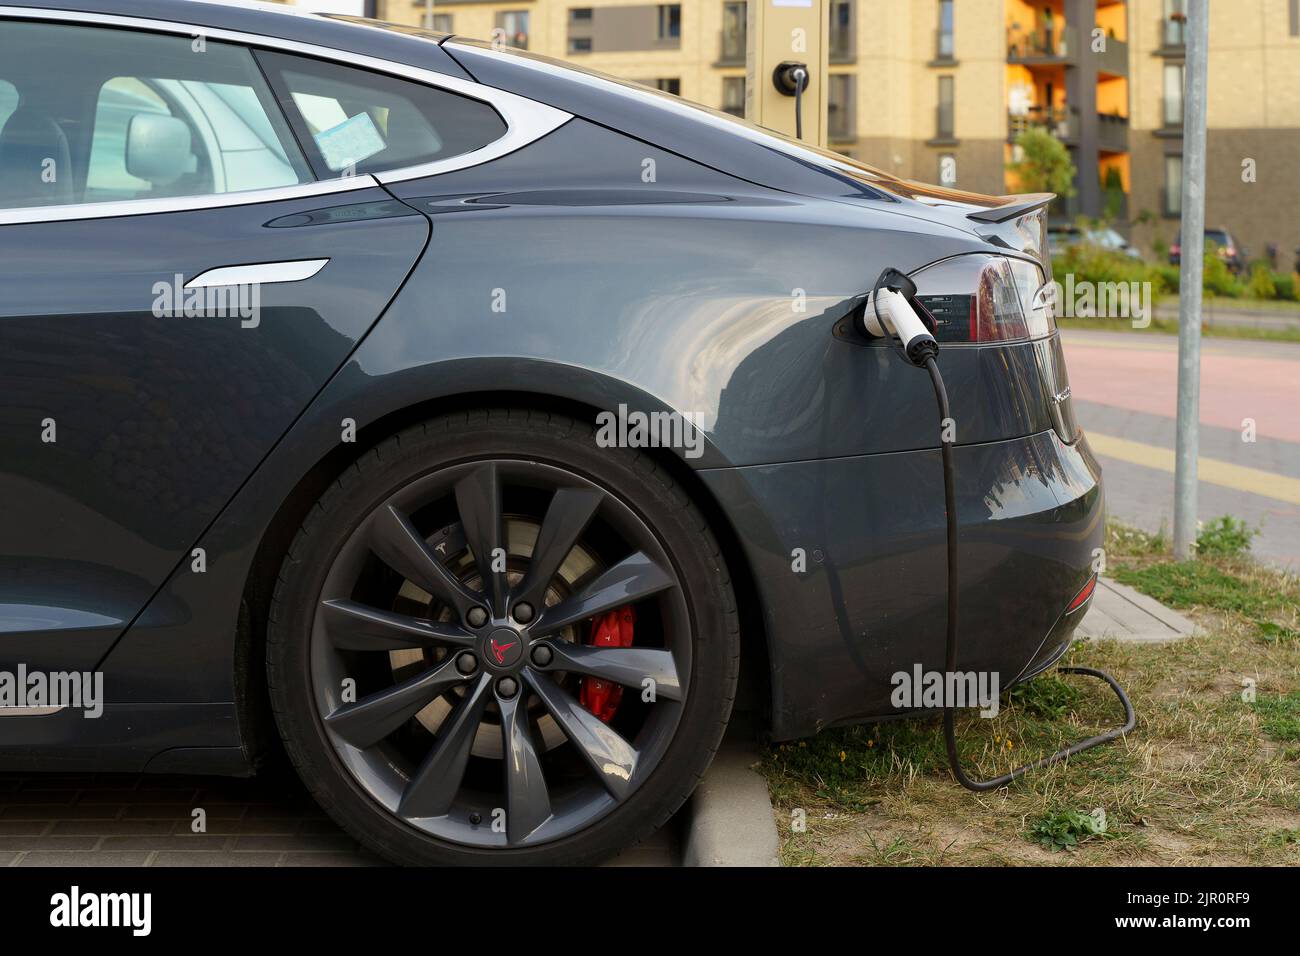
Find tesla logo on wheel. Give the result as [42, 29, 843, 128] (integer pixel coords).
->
[490, 638, 518, 665]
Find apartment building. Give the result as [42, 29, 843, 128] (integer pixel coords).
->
[284, 0, 1300, 261]
[1127, 0, 1300, 264]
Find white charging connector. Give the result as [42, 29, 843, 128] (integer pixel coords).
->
[862, 286, 938, 367]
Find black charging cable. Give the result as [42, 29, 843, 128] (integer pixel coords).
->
[773, 62, 809, 140]
[869, 268, 1136, 791]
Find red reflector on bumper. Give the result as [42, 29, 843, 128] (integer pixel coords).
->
[1067, 574, 1098, 613]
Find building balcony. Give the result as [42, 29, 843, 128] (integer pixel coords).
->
[1096, 34, 1128, 76]
[1097, 112, 1129, 153]
[1009, 106, 1075, 143]
[1006, 23, 1077, 64]
[1009, 107, 1128, 154]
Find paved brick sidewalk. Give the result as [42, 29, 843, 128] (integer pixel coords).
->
[0, 772, 380, 867]
[0, 771, 677, 866]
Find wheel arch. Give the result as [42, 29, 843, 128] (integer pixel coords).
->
[235, 389, 772, 768]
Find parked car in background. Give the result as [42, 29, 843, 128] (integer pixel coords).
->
[1170, 228, 1247, 275]
[1048, 223, 1142, 259]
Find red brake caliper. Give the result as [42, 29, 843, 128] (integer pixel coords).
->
[579, 606, 634, 722]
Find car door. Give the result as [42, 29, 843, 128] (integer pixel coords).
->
[0, 17, 448, 673]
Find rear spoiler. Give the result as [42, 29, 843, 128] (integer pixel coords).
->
[966, 193, 1055, 224]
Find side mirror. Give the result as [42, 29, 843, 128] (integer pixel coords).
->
[125, 113, 193, 185]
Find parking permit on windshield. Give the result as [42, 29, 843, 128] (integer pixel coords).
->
[315, 112, 387, 172]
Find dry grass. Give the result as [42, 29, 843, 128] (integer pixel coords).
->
[761, 522, 1300, 866]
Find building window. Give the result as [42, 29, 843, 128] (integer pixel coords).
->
[658, 4, 682, 41]
[568, 36, 593, 54]
[722, 75, 745, 117]
[1291, 0, 1299, 36]
[654, 78, 681, 95]
[937, 0, 954, 59]
[829, 0, 854, 63]
[415, 7, 453, 33]
[936, 75, 955, 139]
[938, 153, 958, 187]
[828, 73, 854, 140]
[1164, 155, 1183, 216]
[1162, 0, 1187, 47]
[494, 11, 529, 50]
[1163, 62, 1185, 126]
[720, 1, 746, 64]
[569, 7, 593, 22]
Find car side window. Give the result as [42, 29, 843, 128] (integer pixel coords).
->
[0, 20, 312, 210]
[256, 50, 508, 177]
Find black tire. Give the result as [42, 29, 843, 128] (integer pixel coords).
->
[266, 408, 739, 865]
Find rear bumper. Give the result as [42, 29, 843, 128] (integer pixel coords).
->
[701, 428, 1104, 741]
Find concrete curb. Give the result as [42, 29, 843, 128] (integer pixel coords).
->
[682, 723, 779, 867]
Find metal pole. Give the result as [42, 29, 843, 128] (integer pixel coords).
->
[1173, 0, 1209, 560]
[424, 0, 434, 31]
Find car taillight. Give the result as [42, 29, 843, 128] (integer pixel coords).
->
[911, 254, 1054, 344]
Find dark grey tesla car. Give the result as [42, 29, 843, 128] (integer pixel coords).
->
[0, 0, 1102, 864]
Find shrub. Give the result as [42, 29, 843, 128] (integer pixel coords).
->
[1007, 127, 1077, 197]
[1202, 247, 1242, 297]
[1152, 263, 1180, 295]
[1272, 273, 1297, 301]
[1246, 262, 1277, 300]
[1196, 515, 1256, 557]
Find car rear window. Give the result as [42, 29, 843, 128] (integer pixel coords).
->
[256, 50, 508, 177]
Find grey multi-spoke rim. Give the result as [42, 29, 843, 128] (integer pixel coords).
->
[311, 459, 691, 849]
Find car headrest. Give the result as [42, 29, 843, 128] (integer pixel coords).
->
[0, 106, 74, 208]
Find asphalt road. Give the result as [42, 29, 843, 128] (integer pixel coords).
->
[1061, 329, 1300, 569]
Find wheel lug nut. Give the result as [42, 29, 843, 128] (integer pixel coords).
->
[497, 677, 519, 699]
[455, 652, 478, 675]
[513, 602, 535, 624]
[466, 607, 488, 628]
[530, 645, 553, 667]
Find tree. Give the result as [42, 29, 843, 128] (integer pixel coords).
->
[1006, 126, 1077, 197]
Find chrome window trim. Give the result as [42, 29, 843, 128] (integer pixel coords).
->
[0, 6, 573, 220]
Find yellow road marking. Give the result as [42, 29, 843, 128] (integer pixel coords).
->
[1087, 432, 1300, 506]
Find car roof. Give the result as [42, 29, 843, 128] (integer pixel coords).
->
[5, 1, 468, 78]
